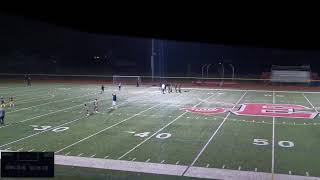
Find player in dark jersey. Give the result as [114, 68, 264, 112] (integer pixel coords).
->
[101, 85, 105, 94]
[9, 96, 15, 107]
[0, 96, 5, 108]
[84, 103, 89, 116]
[112, 93, 117, 109]
[178, 84, 182, 93]
[118, 82, 122, 91]
[27, 75, 31, 86]
[0, 107, 5, 125]
[93, 99, 99, 113]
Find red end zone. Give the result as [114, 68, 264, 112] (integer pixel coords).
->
[183, 103, 318, 119]
[232, 103, 318, 119]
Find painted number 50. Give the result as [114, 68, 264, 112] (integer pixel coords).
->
[253, 139, 294, 148]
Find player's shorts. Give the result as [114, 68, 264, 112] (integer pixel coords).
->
[1, 101, 4, 104]
[112, 101, 116, 106]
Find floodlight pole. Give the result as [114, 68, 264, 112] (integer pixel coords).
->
[201, 64, 207, 79]
[229, 64, 234, 81]
[151, 39, 155, 81]
[206, 64, 212, 78]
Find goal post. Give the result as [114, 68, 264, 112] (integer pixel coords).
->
[112, 75, 141, 85]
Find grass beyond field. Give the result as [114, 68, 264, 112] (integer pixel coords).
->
[0, 82, 320, 179]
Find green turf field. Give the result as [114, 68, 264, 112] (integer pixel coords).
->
[0, 82, 320, 179]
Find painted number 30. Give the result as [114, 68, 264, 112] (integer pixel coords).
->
[253, 139, 294, 148]
[134, 132, 172, 139]
[31, 125, 69, 133]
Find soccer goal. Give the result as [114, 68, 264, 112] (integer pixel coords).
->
[112, 75, 141, 85]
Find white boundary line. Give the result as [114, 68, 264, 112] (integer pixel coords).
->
[302, 93, 319, 113]
[117, 93, 218, 160]
[185, 91, 248, 170]
[53, 155, 320, 180]
[55, 103, 162, 154]
[272, 90, 275, 179]
[152, 86, 320, 94]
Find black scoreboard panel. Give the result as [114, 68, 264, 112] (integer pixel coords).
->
[1, 152, 54, 177]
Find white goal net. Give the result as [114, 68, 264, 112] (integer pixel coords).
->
[112, 75, 141, 85]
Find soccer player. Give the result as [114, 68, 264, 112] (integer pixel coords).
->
[9, 96, 15, 107]
[93, 99, 99, 113]
[24, 74, 28, 86]
[0, 96, 5, 108]
[136, 80, 139, 87]
[112, 93, 117, 109]
[161, 83, 165, 94]
[175, 84, 178, 93]
[84, 103, 90, 116]
[178, 84, 182, 93]
[101, 85, 105, 94]
[27, 75, 31, 86]
[118, 82, 122, 91]
[167, 84, 171, 93]
[0, 107, 5, 125]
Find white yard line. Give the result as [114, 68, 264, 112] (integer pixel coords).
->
[302, 93, 319, 113]
[272, 90, 275, 177]
[0, 96, 110, 129]
[117, 93, 218, 160]
[7, 93, 95, 114]
[185, 91, 247, 171]
[0, 116, 86, 148]
[0, 98, 133, 147]
[55, 103, 161, 154]
[17, 94, 56, 105]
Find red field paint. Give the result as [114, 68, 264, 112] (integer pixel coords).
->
[183, 103, 318, 119]
[232, 103, 318, 119]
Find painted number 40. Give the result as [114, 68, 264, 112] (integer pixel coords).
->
[253, 139, 294, 148]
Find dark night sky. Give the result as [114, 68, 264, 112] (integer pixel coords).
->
[1, 13, 320, 76]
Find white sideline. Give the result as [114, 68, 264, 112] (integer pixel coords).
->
[53, 155, 320, 180]
[151, 86, 320, 94]
[118, 93, 218, 159]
